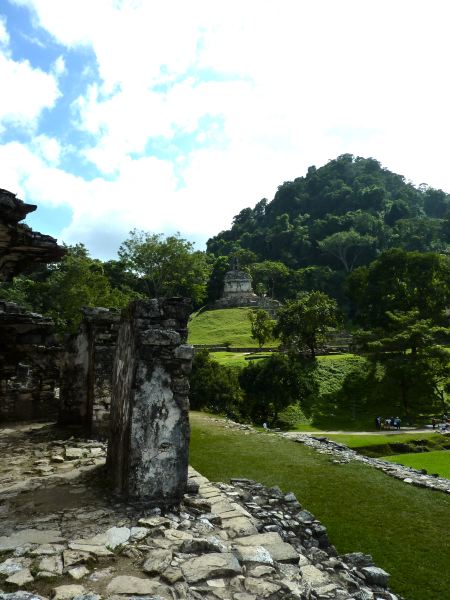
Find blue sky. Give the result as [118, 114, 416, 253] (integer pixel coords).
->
[1, 0, 450, 259]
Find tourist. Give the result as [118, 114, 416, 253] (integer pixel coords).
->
[432, 418, 436, 429]
[375, 416, 382, 430]
[394, 417, 401, 430]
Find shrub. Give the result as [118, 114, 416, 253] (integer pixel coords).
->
[189, 350, 242, 417]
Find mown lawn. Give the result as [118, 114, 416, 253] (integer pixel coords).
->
[189, 412, 450, 600]
[188, 308, 278, 348]
[212, 351, 273, 368]
[325, 432, 444, 448]
[188, 307, 256, 347]
[382, 450, 450, 478]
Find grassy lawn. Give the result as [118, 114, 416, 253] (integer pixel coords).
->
[325, 432, 444, 448]
[189, 412, 450, 600]
[382, 450, 450, 478]
[213, 351, 273, 368]
[188, 308, 278, 348]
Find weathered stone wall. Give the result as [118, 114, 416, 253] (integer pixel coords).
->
[0, 189, 65, 422]
[0, 188, 65, 281]
[107, 298, 193, 505]
[59, 307, 120, 437]
[0, 301, 61, 421]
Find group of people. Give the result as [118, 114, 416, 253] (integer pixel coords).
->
[432, 414, 449, 431]
[375, 416, 401, 430]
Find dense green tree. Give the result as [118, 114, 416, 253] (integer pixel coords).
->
[274, 292, 340, 358]
[206, 256, 230, 304]
[250, 261, 290, 299]
[239, 354, 316, 425]
[346, 249, 450, 328]
[118, 230, 211, 307]
[318, 230, 375, 272]
[351, 281, 450, 418]
[0, 244, 136, 332]
[189, 350, 242, 416]
[206, 155, 450, 303]
[248, 309, 275, 348]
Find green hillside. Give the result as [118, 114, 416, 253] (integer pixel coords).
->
[188, 307, 277, 348]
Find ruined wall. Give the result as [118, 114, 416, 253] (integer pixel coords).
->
[0, 189, 65, 422]
[107, 298, 193, 505]
[214, 268, 281, 313]
[59, 307, 120, 437]
[0, 188, 65, 281]
[0, 301, 61, 421]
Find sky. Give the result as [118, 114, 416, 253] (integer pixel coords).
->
[1, 0, 450, 259]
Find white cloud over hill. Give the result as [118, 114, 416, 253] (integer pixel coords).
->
[2, 0, 450, 257]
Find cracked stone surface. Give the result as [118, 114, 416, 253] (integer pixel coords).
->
[0, 421, 401, 600]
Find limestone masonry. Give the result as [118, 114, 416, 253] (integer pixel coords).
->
[0, 188, 65, 282]
[59, 307, 121, 438]
[0, 188, 65, 422]
[107, 298, 194, 505]
[214, 266, 280, 313]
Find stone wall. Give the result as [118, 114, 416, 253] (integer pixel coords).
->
[0, 301, 61, 421]
[0, 188, 65, 281]
[0, 188, 65, 422]
[59, 307, 120, 437]
[107, 298, 193, 505]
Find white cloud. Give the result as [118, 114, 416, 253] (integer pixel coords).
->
[4, 0, 450, 259]
[53, 55, 66, 76]
[0, 16, 10, 46]
[32, 134, 62, 165]
[0, 49, 60, 131]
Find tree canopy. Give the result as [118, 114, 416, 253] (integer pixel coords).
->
[118, 230, 211, 307]
[206, 155, 450, 302]
[274, 292, 341, 358]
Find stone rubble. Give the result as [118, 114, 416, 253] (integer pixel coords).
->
[0, 424, 402, 600]
[282, 432, 450, 494]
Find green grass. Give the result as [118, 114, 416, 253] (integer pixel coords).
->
[190, 412, 450, 600]
[188, 308, 278, 348]
[213, 351, 273, 368]
[382, 450, 450, 478]
[325, 432, 444, 448]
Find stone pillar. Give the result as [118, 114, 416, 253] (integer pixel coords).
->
[59, 307, 120, 437]
[107, 298, 193, 505]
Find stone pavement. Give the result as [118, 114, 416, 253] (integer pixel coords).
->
[0, 423, 400, 600]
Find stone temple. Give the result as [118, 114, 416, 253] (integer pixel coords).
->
[214, 260, 280, 312]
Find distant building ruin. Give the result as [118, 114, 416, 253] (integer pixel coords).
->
[214, 260, 280, 313]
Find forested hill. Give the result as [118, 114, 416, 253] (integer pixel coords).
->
[207, 154, 450, 278]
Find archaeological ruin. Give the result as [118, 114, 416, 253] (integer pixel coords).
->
[214, 260, 280, 313]
[107, 298, 193, 504]
[59, 307, 121, 438]
[0, 189, 65, 422]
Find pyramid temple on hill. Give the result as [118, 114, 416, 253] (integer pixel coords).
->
[214, 259, 280, 313]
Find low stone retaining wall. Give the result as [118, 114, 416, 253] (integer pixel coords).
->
[282, 432, 450, 495]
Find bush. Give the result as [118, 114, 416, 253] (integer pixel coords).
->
[277, 403, 309, 429]
[239, 353, 317, 426]
[189, 350, 242, 417]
